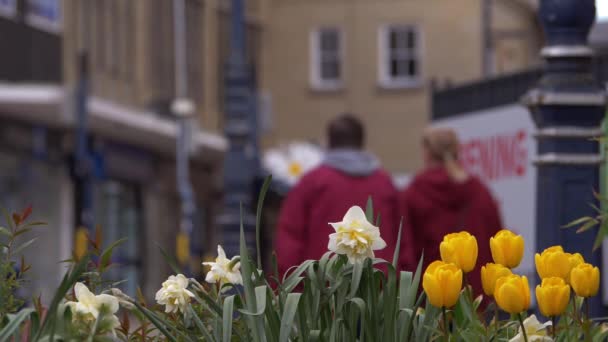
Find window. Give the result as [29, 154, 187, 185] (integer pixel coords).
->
[378, 25, 421, 88]
[0, 0, 16, 18]
[310, 27, 343, 90]
[26, 0, 62, 33]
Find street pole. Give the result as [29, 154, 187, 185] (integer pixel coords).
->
[525, 0, 606, 316]
[217, 0, 258, 258]
[172, 0, 197, 270]
[73, 0, 93, 259]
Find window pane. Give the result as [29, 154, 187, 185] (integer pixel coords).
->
[390, 59, 401, 77]
[407, 29, 416, 49]
[320, 30, 339, 51]
[321, 60, 340, 80]
[408, 58, 417, 76]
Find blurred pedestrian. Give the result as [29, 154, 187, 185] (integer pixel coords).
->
[275, 114, 399, 276]
[399, 127, 502, 295]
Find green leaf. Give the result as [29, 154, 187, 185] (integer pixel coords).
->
[349, 261, 364, 298]
[157, 243, 182, 275]
[279, 293, 301, 342]
[0, 308, 35, 340]
[392, 217, 404, 268]
[576, 219, 599, 234]
[131, 301, 177, 342]
[255, 176, 272, 269]
[365, 196, 374, 223]
[563, 216, 593, 228]
[0, 226, 10, 237]
[223, 295, 236, 342]
[99, 237, 127, 271]
[189, 306, 216, 342]
[13, 237, 37, 256]
[239, 204, 266, 342]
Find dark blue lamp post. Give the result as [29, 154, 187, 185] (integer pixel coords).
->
[525, 0, 607, 315]
[73, 0, 94, 255]
[217, 0, 258, 257]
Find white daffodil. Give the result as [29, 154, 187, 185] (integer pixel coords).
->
[67, 282, 119, 320]
[263, 142, 324, 186]
[509, 315, 553, 342]
[203, 245, 243, 286]
[155, 274, 195, 314]
[328, 206, 387, 264]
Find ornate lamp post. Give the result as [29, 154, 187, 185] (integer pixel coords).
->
[217, 0, 258, 257]
[526, 0, 607, 315]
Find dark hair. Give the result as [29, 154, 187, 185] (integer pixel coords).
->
[328, 114, 364, 149]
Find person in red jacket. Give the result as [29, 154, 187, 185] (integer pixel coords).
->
[399, 127, 502, 295]
[275, 114, 399, 276]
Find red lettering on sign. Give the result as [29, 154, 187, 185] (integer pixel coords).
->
[459, 130, 528, 181]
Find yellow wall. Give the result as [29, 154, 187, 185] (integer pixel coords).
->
[261, 0, 541, 173]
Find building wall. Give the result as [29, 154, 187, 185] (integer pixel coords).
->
[260, 0, 541, 173]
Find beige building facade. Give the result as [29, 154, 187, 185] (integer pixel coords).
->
[260, 0, 542, 173]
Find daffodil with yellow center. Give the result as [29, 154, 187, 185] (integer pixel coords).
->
[287, 161, 303, 178]
[155, 274, 195, 314]
[328, 206, 386, 264]
[203, 245, 243, 286]
[509, 315, 553, 342]
[66, 283, 120, 335]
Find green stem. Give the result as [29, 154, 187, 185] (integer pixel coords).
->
[584, 298, 591, 342]
[493, 300, 499, 332]
[551, 316, 556, 338]
[442, 306, 449, 342]
[517, 313, 528, 342]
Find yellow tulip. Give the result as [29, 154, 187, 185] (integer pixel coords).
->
[490, 229, 525, 268]
[535, 277, 570, 317]
[440, 231, 478, 273]
[481, 263, 512, 296]
[570, 263, 600, 298]
[535, 246, 577, 282]
[422, 260, 463, 308]
[494, 274, 530, 314]
[567, 253, 584, 283]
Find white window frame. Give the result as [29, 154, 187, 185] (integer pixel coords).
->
[378, 24, 422, 89]
[310, 27, 344, 91]
[0, 0, 17, 18]
[25, 0, 62, 34]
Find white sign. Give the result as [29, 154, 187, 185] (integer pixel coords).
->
[599, 0, 608, 21]
[0, 0, 16, 18]
[434, 104, 538, 283]
[26, 0, 62, 33]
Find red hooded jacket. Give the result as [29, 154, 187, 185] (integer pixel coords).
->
[275, 163, 400, 276]
[399, 167, 502, 295]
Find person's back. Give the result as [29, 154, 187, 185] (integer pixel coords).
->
[399, 128, 502, 295]
[275, 115, 399, 276]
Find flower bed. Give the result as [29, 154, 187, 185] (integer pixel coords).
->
[0, 178, 607, 341]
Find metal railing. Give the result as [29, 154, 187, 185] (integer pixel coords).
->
[432, 54, 608, 120]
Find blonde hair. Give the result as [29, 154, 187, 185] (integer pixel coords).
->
[422, 127, 469, 183]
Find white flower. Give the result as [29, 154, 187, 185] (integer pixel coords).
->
[203, 245, 243, 286]
[328, 206, 387, 264]
[263, 142, 324, 186]
[67, 283, 119, 319]
[509, 315, 553, 342]
[155, 274, 195, 314]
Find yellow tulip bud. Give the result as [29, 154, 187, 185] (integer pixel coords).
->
[494, 274, 530, 314]
[535, 277, 570, 317]
[490, 229, 525, 268]
[570, 263, 600, 298]
[422, 260, 463, 308]
[567, 253, 584, 283]
[535, 246, 572, 281]
[440, 231, 478, 273]
[481, 263, 512, 296]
